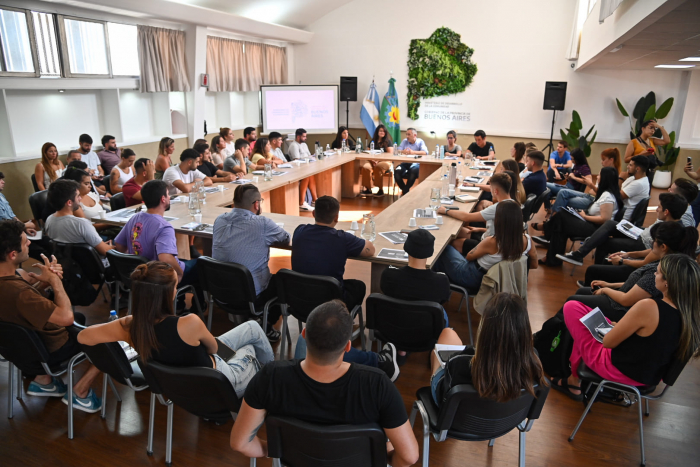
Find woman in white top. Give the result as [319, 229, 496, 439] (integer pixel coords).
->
[541, 167, 623, 266]
[436, 202, 537, 290]
[35, 142, 65, 191]
[210, 135, 226, 169]
[110, 148, 136, 194]
[220, 127, 236, 158]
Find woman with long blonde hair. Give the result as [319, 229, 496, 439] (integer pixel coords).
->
[34, 142, 64, 191]
[155, 137, 175, 180]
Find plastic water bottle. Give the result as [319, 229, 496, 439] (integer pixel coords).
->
[435, 145, 440, 159]
[457, 161, 463, 181]
[357, 137, 363, 151]
[441, 174, 450, 198]
[393, 143, 398, 154]
[325, 143, 330, 152]
[108, 310, 118, 322]
[440, 145, 445, 159]
[370, 141, 375, 153]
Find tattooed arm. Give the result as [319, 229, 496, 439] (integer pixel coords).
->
[230, 400, 268, 458]
[359, 240, 376, 257]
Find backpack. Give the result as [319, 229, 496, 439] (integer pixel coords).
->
[533, 311, 573, 378]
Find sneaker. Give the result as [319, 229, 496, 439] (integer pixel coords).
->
[532, 236, 550, 246]
[377, 343, 399, 382]
[360, 189, 373, 196]
[299, 202, 314, 211]
[557, 252, 583, 266]
[62, 388, 102, 414]
[189, 245, 201, 259]
[374, 189, 385, 197]
[266, 328, 281, 343]
[27, 377, 67, 397]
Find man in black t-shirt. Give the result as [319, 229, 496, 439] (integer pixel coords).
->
[466, 129, 495, 160]
[194, 141, 235, 182]
[230, 300, 419, 466]
[521, 150, 547, 197]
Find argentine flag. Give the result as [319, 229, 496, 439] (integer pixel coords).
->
[360, 82, 380, 136]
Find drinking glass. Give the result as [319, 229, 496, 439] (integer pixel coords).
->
[430, 187, 441, 209]
[264, 164, 273, 181]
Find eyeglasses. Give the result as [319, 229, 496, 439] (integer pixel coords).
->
[256, 198, 265, 204]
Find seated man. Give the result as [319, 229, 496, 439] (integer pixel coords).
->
[0, 220, 102, 412]
[77, 134, 106, 194]
[547, 141, 572, 182]
[44, 180, 114, 262]
[0, 171, 37, 234]
[193, 141, 235, 183]
[287, 128, 310, 161]
[466, 129, 496, 160]
[287, 128, 318, 211]
[291, 196, 374, 311]
[65, 150, 82, 165]
[114, 180, 203, 311]
[521, 150, 547, 197]
[97, 135, 121, 175]
[122, 158, 155, 207]
[269, 131, 286, 161]
[223, 138, 255, 175]
[395, 128, 427, 195]
[162, 148, 212, 196]
[212, 184, 289, 342]
[230, 300, 419, 467]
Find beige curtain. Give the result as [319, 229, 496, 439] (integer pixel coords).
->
[138, 25, 191, 93]
[262, 44, 288, 85]
[206, 36, 287, 92]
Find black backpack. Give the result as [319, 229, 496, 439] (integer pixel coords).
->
[533, 311, 573, 378]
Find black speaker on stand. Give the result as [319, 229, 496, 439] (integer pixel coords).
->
[542, 81, 567, 156]
[340, 77, 357, 131]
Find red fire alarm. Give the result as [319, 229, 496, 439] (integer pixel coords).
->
[201, 73, 209, 88]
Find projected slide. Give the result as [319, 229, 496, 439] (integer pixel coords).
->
[261, 85, 338, 134]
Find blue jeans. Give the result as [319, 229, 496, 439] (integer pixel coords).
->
[294, 335, 378, 366]
[394, 163, 420, 194]
[431, 368, 445, 405]
[435, 245, 485, 290]
[551, 188, 594, 213]
[213, 321, 275, 397]
[691, 192, 700, 227]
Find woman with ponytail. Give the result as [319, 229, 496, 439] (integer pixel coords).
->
[624, 119, 671, 186]
[556, 254, 700, 399]
[78, 261, 274, 397]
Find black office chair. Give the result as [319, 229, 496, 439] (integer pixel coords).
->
[52, 242, 110, 307]
[28, 190, 49, 228]
[275, 269, 365, 358]
[629, 197, 650, 228]
[264, 416, 387, 467]
[137, 359, 242, 466]
[365, 293, 444, 353]
[569, 357, 691, 466]
[197, 256, 277, 331]
[31, 173, 40, 192]
[522, 189, 550, 222]
[410, 383, 550, 467]
[0, 322, 88, 439]
[520, 193, 537, 221]
[109, 192, 126, 211]
[106, 250, 201, 315]
[80, 341, 148, 419]
[102, 173, 112, 195]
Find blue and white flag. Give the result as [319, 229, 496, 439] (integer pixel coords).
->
[360, 81, 380, 136]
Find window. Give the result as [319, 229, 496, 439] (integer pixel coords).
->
[0, 7, 38, 76]
[60, 17, 110, 76]
[31, 11, 61, 77]
[107, 22, 139, 76]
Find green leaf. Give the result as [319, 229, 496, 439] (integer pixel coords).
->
[584, 145, 591, 158]
[572, 111, 582, 131]
[589, 131, 597, 146]
[585, 125, 595, 139]
[632, 95, 647, 120]
[616, 98, 629, 117]
[656, 98, 674, 119]
[641, 92, 656, 117]
[643, 104, 656, 123]
[578, 135, 587, 149]
[668, 130, 676, 148]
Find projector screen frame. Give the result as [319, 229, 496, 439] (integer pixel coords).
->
[260, 84, 339, 135]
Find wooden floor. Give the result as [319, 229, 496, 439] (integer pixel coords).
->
[2, 188, 699, 466]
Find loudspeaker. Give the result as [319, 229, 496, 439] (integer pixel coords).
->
[543, 82, 567, 111]
[340, 77, 357, 102]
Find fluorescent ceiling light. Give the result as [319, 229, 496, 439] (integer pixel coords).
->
[679, 57, 700, 61]
[655, 64, 695, 69]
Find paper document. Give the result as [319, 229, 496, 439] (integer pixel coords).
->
[563, 206, 586, 222]
[419, 225, 440, 230]
[27, 231, 43, 241]
[463, 177, 484, 184]
[579, 307, 613, 343]
[203, 187, 221, 193]
[440, 198, 454, 205]
[455, 194, 478, 203]
[231, 179, 251, 184]
[377, 248, 409, 261]
[477, 171, 492, 177]
[616, 220, 643, 240]
[379, 231, 408, 244]
[277, 163, 293, 168]
[459, 186, 480, 193]
[119, 341, 138, 361]
[272, 171, 288, 176]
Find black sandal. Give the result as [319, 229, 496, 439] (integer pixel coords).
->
[551, 377, 583, 401]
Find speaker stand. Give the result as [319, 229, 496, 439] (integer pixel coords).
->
[345, 101, 350, 130]
[541, 109, 557, 156]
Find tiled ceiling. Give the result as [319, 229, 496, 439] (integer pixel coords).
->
[585, 0, 700, 70]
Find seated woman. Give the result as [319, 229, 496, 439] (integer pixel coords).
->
[563, 221, 698, 322]
[61, 167, 120, 240]
[546, 148, 591, 206]
[193, 141, 236, 183]
[250, 138, 285, 170]
[436, 201, 537, 290]
[330, 126, 355, 150]
[537, 167, 622, 266]
[430, 293, 545, 405]
[77, 261, 274, 398]
[511, 142, 526, 173]
[209, 135, 226, 169]
[360, 124, 393, 197]
[109, 148, 136, 195]
[155, 137, 175, 181]
[35, 142, 65, 191]
[556, 254, 700, 400]
[443, 130, 462, 157]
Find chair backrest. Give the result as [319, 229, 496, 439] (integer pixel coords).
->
[102, 173, 112, 194]
[276, 269, 344, 323]
[520, 193, 537, 220]
[106, 250, 149, 290]
[614, 206, 627, 223]
[266, 416, 387, 467]
[81, 341, 134, 386]
[31, 173, 40, 192]
[110, 192, 126, 211]
[52, 241, 105, 284]
[28, 190, 48, 225]
[0, 322, 51, 375]
[436, 383, 550, 440]
[365, 293, 444, 352]
[525, 188, 551, 222]
[630, 197, 650, 227]
[197, 256, 257, 312]
[138, 359, 241, 422]
[661, 354, 692, 387]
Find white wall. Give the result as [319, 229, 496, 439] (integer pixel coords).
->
[678, 70, 700, 149]
[294, 0, 689, 145]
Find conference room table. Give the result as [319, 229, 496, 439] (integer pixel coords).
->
[94, 152, 495, 294]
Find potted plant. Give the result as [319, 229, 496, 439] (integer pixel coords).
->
[652, 131, 680, 189]
[616, 92, 674, 140]
[560, 110, 596, 157]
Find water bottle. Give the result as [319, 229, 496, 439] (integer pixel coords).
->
[198, 183, 206, 207]
[393, 143, 398, 154]
[341, 139, 346, 153]
[440, 145, 445, 159]
[457, 161, 463, 181]
[325, 143, 330, 152]
[435, 145, 440, 159]
[370, 141, 375, 153]
[441, 174, 450, 198]
[264, 163, 273, 181]
[356, 137, 362, 153]
[369, 214, 376, 242]
[449, 163, 457, 186]
[108, 310, 118, 322]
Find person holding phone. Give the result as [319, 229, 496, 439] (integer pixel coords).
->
[623, 119, 670, 186]
[78, 261, 274, 398]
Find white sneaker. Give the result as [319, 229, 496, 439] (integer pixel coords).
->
[300, 202, 314, 211]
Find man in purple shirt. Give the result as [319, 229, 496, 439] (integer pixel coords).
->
[395, 128, 428, 195]
[97, 135, 122, 175]
[114, 179, 203, 311]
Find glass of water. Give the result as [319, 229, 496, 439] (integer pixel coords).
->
[430, 187, 441, 209]
[264, 163, 273, 181]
